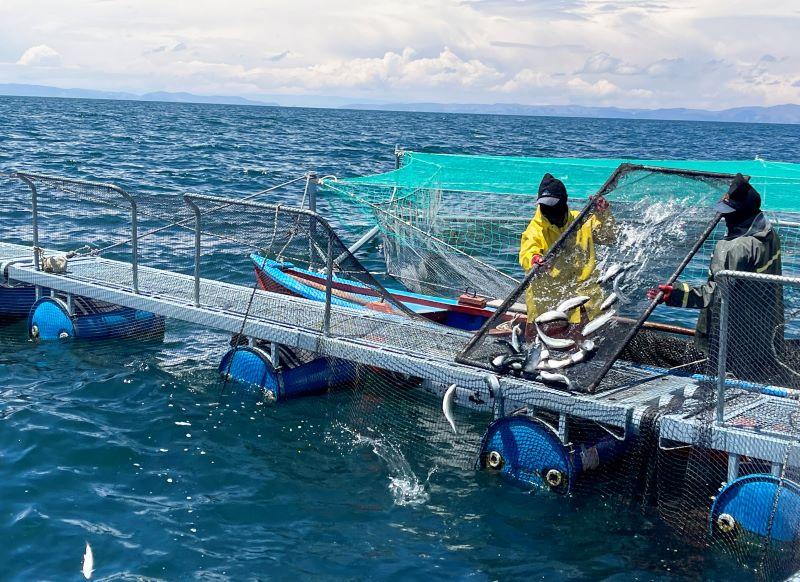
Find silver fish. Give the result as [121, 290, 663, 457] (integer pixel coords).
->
[570, 350, 586, 364]
[82, 542, 94, 580]
[598, 263, 623, 284]
[535, 310, 568, 324]
[583, 310, 616, 336]
[484, 374, 500, 394]
[537, 328, 575, 350]
[442, 384, 458, 434]
[491, 354, 507, 370]
[580, 339, 596, 352]
[556, 295, 590, 314]
[539, 371, 573, 388]
[510, 361, 523, 371]
[511, 324, 523, 353]
[540, 349, 550, 361]
[546, 356, 573, 370]
[600, 293, 618, 311]
[523, 345, 543, 375]
[613, 273, 631, 304]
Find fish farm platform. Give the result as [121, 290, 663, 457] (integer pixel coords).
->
[2, 244, 798, 471]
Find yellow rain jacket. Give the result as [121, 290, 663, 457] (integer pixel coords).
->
[519, 207, 616, 323]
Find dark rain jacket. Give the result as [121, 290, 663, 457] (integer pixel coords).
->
[667, 212, 783, 380]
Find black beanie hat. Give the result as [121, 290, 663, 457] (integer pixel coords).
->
[537, 173, 568, 206]
[715, 173, 761, 215]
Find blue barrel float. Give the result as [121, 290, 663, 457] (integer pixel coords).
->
[710, 473, 800, 545]
[28, 296, 165, 341]
[219, 345, 357, 402]
[477, 415, 625, 493]
[0, 284, 37, 322]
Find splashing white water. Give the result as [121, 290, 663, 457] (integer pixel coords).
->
[334, 424, 433, 507]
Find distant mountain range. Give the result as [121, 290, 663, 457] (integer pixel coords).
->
[344, 102, 800, 125]
[0, 83, 276, 107]
[2, 83, 799, 124]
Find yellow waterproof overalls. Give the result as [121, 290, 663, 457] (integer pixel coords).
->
[519, 207, 616, 324]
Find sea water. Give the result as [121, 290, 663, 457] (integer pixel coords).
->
[0, 95, 798, 580]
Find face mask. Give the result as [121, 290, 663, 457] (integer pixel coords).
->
[541, 202, 568, 227]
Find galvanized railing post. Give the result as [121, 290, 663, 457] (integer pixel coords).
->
[307, 173, 317, 213]
[114, 186, 139, 294]
[323, 233, 333, 335]
[183, 195, 202, 307]
[715, 276, 730, 425]
[17, 174, 41, 271]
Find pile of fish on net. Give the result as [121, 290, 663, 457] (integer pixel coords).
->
[488, 262, 633, 389]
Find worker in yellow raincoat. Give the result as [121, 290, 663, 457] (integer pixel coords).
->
[519, 173, 616, 326]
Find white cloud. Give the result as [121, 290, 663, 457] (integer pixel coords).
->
[0, 0, 798, 108]
[16, 44, 61, 67]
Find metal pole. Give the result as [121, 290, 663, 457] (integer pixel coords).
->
[111, 185, 140, 294]
[394, 146, 402, 169]
[184, 196, 202, 307]
[18, 175, 40, 271]
[342, 224, 381, 259]
[323, 235, 333, 335]
[307, 173, 317, 213]
[715, 279, 730, 425]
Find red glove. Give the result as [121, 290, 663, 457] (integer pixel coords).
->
[593, 195, 610, 212]
[646, 284, 673, 303]
[530, 254, 544, 268]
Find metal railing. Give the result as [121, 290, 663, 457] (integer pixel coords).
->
[714, 269, 800, 424]
[182, 193, 338, 334]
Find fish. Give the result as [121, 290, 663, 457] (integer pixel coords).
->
[539, 371, 573, 388]
[491, 354, 508, 370]
[523, 345, 543, 375]
[583, 310, 616, 336]
[537, 329, 575, 350]
[580, 339, 596, 352]
[484, 375, 501, 398]
[613, 273, 631, 304]
[82, 542, 94, 580]
[535, 310, 568, 324]
[510, 361, 523, 371]
[556, 295, 590, 314]
[570, 350, 586, 364]
[540, 349, 550, 361]
[600, 293, 618, 311]
[442, 384, 458, 434]
[598, 263, 627, 284]
[546, 356, 573, 370]
[511, 324, 523, 353]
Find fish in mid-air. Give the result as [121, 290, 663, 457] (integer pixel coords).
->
[556, 295, 590, 314]
[442, 384, 458, 434]
[82, 542, 94, 580]
[583, 310, 616, 336]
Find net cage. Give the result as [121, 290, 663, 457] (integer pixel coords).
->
[320, 151, 800, 301]
[9, 161, 800, 579]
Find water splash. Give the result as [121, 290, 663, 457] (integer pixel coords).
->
[333, 424, 432, 507]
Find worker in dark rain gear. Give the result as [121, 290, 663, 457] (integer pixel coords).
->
[647, 174, 783, 381]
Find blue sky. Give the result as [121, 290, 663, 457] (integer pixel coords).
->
[0, 0, 798, 109]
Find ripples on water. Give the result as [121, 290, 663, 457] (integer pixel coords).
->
[0, 96, 798, 579]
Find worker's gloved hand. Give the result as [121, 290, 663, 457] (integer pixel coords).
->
[530, 254, 545, 268]
[593, 195, 610, 212]
[646, 284, 673, 303]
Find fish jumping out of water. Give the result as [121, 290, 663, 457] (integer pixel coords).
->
[82, 542, 94, 580]
[600, 293, 618, 311]
[613, 273, 632, 305]
[442, 384, 458, 434]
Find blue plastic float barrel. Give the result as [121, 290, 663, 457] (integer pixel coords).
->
[219, 346, 357, 402]
[28, 297, 165, 341]
[710, 473, 800, 544]
[478, 415, 625, 493]
[0, 284, 37, 321]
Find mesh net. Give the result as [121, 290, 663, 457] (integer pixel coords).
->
[321, 151, 800, 299]
[7, 161, 800, 580]
[457, 165, 729, 393]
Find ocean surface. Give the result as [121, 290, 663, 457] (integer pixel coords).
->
[0, 95, 798, 580]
